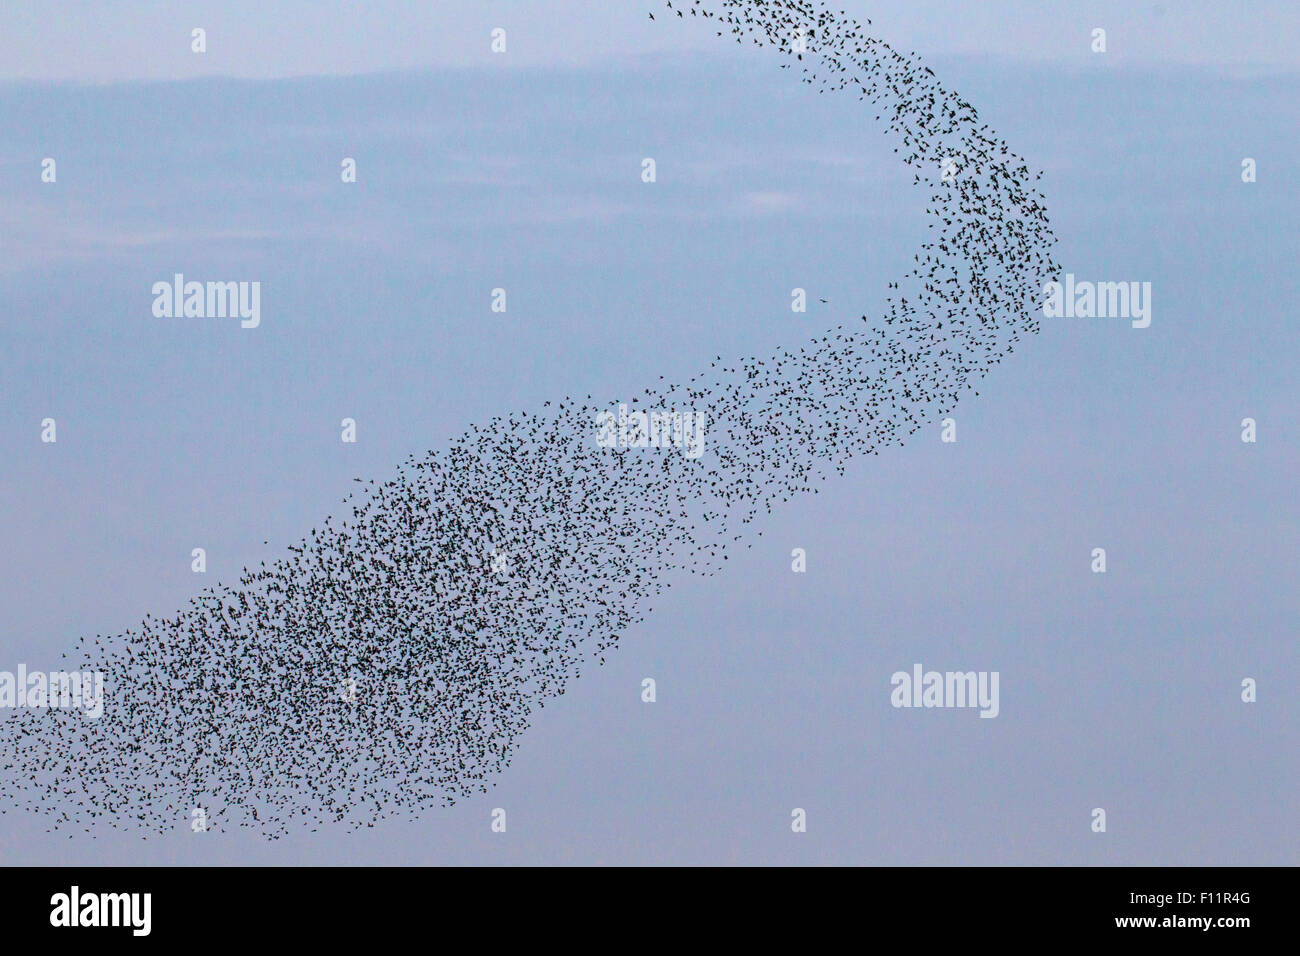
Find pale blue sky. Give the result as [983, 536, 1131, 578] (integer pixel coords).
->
[0, 3, 1296, 863]
[2, 0, 1298, 82]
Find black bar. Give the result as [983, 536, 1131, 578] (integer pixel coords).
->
[0, 866, 1281, 942]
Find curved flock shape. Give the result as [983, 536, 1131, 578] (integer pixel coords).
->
[1, 0, 1059, 838]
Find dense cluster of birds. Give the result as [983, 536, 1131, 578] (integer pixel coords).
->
[1, 0, 1058, 838]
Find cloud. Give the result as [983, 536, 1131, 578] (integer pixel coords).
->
[741, 190, 799, 214]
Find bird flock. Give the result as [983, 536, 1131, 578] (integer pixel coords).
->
[1, 0, 1059, 839]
